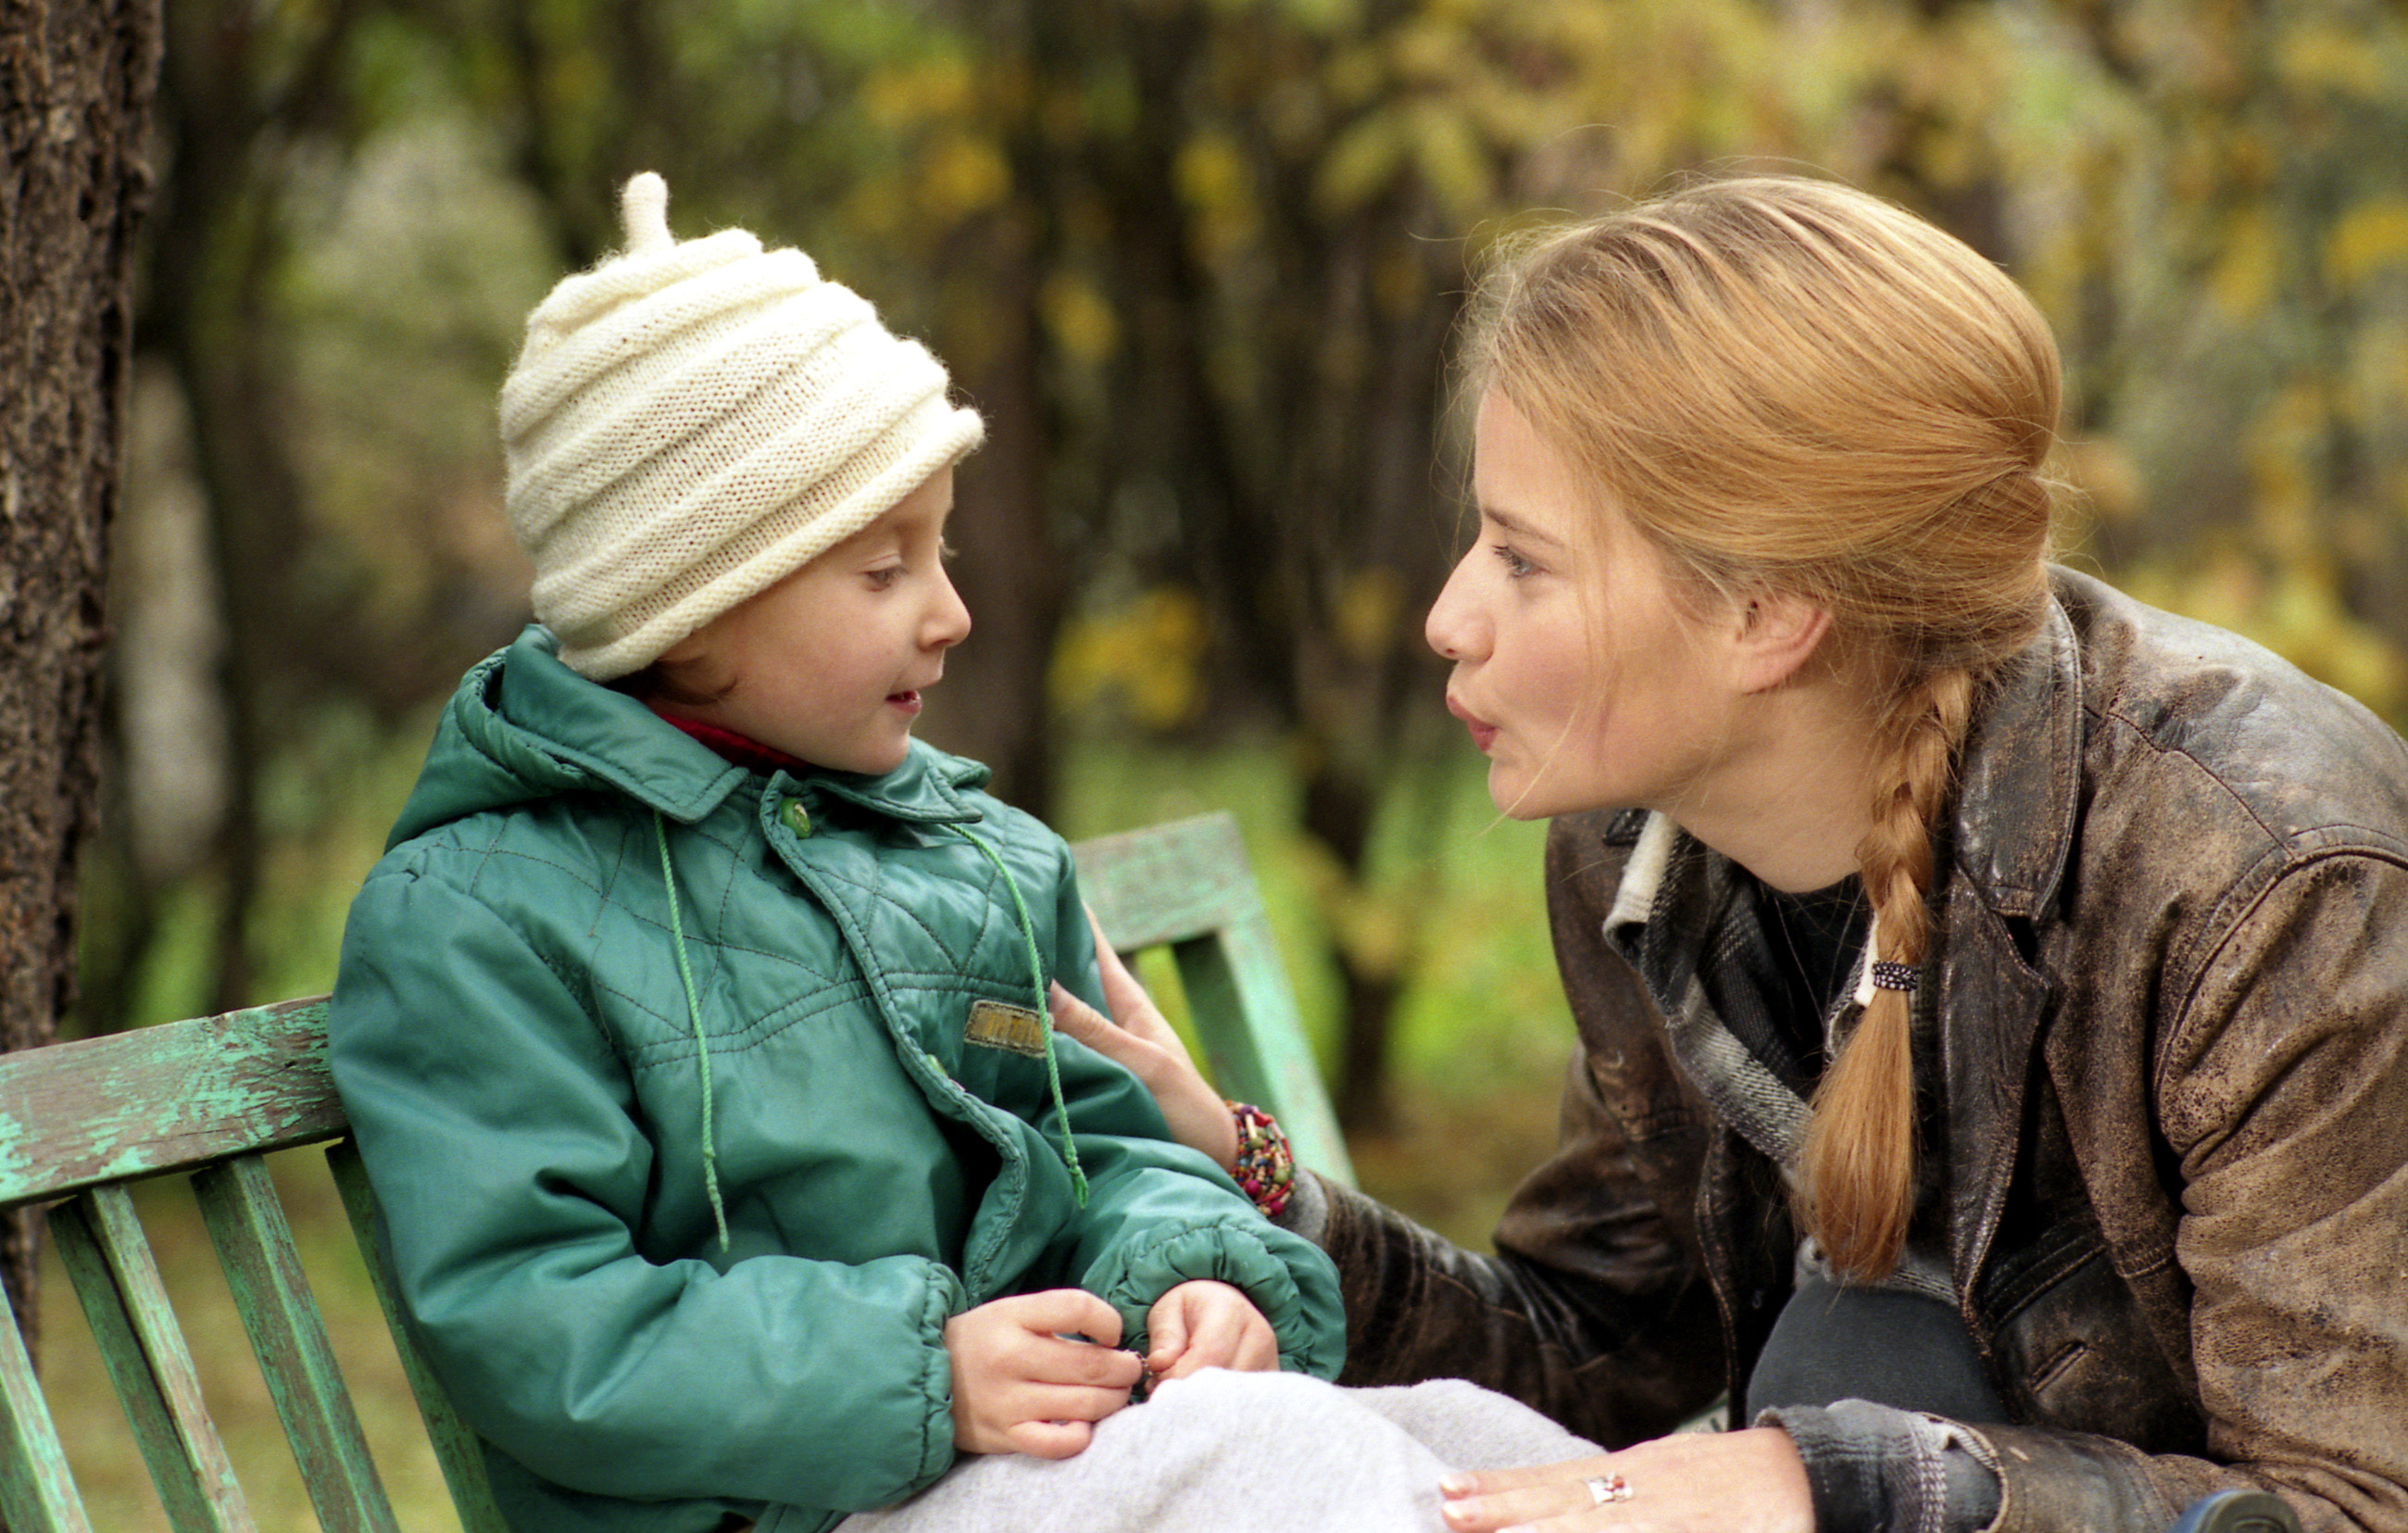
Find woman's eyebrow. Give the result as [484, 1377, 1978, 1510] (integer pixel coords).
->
[1480, 505, 1567, 549]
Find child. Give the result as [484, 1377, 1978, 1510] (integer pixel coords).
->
[327, 172, 1346, 1533]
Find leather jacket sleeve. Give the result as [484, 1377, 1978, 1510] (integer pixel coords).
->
[1973, 847, 2408, 1533]
[1306, 814, 1726, 1450]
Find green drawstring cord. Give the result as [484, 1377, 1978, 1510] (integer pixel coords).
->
[652, 805, 1085, 1240]
[654, 810, 732, 1250]
[949, 823, 1089, 1205]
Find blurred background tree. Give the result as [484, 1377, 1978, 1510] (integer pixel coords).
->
[74, 0, 2408, 1159]
[2, 0, 160, 1359]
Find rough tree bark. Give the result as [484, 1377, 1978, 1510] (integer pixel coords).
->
[0, 0, 163, 1354]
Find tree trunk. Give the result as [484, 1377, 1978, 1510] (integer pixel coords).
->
[912, 0, 1075, 816]
[0, 0, 163, 1356]
[928, 227, 1064, 815]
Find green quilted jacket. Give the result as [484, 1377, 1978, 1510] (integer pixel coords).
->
[329, 627, 1345, 1533]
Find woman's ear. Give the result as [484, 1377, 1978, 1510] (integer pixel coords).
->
[1728, 589, 1833, 695]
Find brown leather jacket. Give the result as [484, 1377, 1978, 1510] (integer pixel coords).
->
[1313, 569, 2408, 1531]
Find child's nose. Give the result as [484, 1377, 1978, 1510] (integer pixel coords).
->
[925, 566, 972, 648]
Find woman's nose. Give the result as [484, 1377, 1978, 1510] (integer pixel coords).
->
[1424, 549, 1480, 660]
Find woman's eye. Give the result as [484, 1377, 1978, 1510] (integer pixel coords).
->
[1491, 544, 1537, 579]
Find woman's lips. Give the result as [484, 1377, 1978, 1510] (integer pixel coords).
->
[1447, 696, 1497, 752]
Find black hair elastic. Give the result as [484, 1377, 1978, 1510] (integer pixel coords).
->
[1870, 961, 1919, 993]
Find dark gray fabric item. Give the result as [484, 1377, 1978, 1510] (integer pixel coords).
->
[1753, 874, 1869, 1076]
[1747, 1268, 2007, 1425]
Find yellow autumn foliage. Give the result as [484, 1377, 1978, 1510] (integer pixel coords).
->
[2326, 198, 2408, 291]
[1038, 270, 1119, 366]
[1052, 588, 1212, 732]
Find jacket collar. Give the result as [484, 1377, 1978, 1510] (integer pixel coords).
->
[805, 748, 990, 825]
[491, 626, 751, 823]
[1948, 584, 2083, 919]
[390, 625, 988, 846]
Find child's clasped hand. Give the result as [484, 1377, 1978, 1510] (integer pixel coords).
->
[944, 1281, 1275, 1458]
[1144, 1277, 1278, 1380]
[944, 1290, 1142, 1459]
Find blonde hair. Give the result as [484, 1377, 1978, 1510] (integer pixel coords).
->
[1466, 176, 2060, 1278]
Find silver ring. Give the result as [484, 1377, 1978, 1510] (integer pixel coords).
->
[1584, 1471, 1633, 1505]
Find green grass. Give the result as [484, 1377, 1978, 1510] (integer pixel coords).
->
[43, 734, 1580, 1528]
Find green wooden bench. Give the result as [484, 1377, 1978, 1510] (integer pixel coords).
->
[0, 810, 1349, 1533]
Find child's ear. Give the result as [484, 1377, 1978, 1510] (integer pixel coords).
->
[656, 631, 709, 667]
[635, 630, 734, 710]
[1727, 589, 1832, 695]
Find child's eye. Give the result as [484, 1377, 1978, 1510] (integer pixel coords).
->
[1491, 544, 1538, 579]
[865, 565, 903, 591]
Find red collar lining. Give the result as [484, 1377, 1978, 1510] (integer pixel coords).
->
[657, 713, 812, 776]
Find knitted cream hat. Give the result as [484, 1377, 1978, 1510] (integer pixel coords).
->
[500, 172, 985, 680]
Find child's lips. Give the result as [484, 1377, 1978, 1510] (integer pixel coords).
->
[891, 666, 941, 714]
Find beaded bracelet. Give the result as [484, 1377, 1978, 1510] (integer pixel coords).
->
[1226, 1100, 1297, 1218]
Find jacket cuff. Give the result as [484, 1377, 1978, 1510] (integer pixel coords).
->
[1759, 1399, 2003, 1533]
[1086, 1217, 1340, 1380]
[909, 1268, 965, 1488]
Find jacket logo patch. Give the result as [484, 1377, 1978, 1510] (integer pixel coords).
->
[965, 999, 1048, 1057]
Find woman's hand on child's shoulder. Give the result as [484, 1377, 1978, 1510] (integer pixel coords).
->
[1048, 907, 1239, 1171]
[944, 1289, 1145, 1459]
[1145, 1278, 1278, 1382]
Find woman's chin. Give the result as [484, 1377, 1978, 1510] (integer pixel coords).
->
[1486, 771, 1550, 821]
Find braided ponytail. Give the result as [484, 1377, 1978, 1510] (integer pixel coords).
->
[1465, 176, 2063, 1281]
[1798, 669, 1975, 1278]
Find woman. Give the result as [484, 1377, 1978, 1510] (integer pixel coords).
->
[1044, 174, 2408, 1532]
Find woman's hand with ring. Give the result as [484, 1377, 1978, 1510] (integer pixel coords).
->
[1437, 1427, 1814, 1531]
[1582, 1473, 1631, 1505]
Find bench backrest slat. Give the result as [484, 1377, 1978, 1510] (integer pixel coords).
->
[0, 999, 342, 1207]
[1071, 814, 1355, 1184]
[51, 1186, 257, 1533]
[0, 1269, 95, 1533]
[194, 1154, 401, 1533]
[326, 1139, 513, 1533]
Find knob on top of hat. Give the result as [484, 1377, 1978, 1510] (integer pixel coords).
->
[621, 171, 672, 256]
